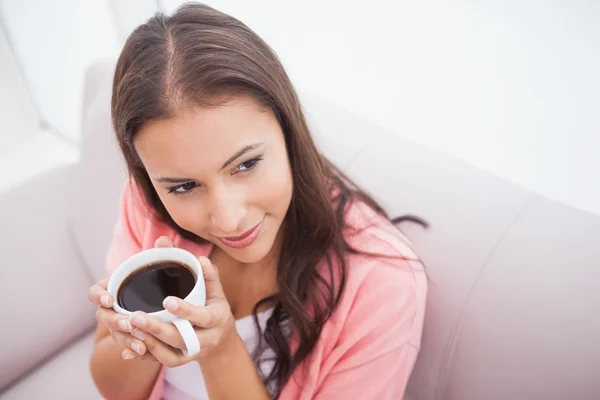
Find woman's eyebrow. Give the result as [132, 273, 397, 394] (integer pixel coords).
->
[155, 177, 195, 184]
[220, 142, 265, 170]
[155, 142, 266, 183]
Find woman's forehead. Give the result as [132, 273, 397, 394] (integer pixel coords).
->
[134, 99, 281, 177]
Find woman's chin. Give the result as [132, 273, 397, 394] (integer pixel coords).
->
[221, 243, 269, 264]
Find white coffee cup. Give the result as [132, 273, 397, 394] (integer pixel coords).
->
[107, 247, 206, 357]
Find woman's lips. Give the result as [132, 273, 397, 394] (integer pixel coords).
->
[217, 219, 264, 249]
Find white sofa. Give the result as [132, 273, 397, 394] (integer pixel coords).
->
[1, 61, 598, 399]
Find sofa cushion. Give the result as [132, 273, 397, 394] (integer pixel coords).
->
[70, 62, 128, 283]
[0, 165, 96, 391]
[441, 199, 600, 399]
[0, 331, 98, 399]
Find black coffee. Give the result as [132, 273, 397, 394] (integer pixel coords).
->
[117, 261, 196, 313]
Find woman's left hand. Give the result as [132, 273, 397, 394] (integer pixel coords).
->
[122, 236, 236, 366]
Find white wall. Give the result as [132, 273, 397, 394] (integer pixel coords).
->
[163, 0, 600, 217]
[0, 0, 120, 141]
[0, 27, 38, 148]
[109, 0, 159, 43]
[2, 1, 598, 217]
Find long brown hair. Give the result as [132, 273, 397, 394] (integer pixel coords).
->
[112, 2, 425, 396]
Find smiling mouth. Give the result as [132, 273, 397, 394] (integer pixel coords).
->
[216, 218, 265, 249]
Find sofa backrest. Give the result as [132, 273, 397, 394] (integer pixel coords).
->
[305, 98, 600, 399]
[69, 61, 127, 283]
[74, 62, 600, 399]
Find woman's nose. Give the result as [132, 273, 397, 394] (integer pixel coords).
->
[209, 190, 245, 235]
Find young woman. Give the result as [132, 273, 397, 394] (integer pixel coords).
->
[88, 3, 427, 399]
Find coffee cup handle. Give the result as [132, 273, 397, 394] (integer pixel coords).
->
[172, 318, 200, 357]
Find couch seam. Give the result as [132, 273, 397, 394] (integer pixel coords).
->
[433, 195, 541, 400]
[67, 221, 99, 286]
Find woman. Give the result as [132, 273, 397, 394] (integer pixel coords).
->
[88, 3, 427, 399]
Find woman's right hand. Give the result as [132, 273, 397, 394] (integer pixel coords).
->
[88, 278, 151, 360]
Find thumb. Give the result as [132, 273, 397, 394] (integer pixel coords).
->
[198, 256, 226, 300]
[154, 236, 174, 248]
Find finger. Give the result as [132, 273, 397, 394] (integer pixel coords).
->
[140, 331, 187, 368]
[129, 311, 185, 349]
[193, 326, 224, 357]
[163, 297, 229, 329]
[121, 347, 158, 362]
[88, 278, 112, 307]
[96, 307, 133, 332]
[154, 236, 174, 248]
[110, 329, 147, 356]
[199, 256, 226, 300]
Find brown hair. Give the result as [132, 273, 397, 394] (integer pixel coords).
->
[112, 2, 425, 396]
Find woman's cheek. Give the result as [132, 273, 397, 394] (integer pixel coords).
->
[163, 196, 207, 234]
[257, 164, 291, 202]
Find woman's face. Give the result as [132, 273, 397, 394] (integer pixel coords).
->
[135, 97, 293, 264]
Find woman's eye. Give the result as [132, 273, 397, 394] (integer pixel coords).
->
[168, 181, 198, 194]
[234, 157, 262, 173]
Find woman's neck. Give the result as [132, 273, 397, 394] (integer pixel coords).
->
[209, 242, 280, 319]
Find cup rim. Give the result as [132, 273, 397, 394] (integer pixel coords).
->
[107, 247, 204, 318]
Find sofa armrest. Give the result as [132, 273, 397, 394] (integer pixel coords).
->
[0, 165, 97, 391]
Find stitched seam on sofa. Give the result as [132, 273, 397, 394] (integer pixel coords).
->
[434, 195, 541, 400]
[67, 221, 99, 286]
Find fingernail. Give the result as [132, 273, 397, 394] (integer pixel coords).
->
[163, 297, 179, 311]
[101, 295, 110, 307]
[198, 256, 209, 264]
[132, 343, 142, 355]
[132, 329, 145, 340]
[131, 314, 147, 328]
[122, 350, 135, 360]
[118, 319, 132, 331]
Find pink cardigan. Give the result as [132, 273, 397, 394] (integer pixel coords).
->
[105, 182, 427, 399]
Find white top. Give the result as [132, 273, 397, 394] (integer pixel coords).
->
[163, 309, 276, 400]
